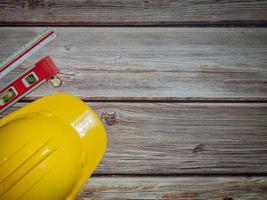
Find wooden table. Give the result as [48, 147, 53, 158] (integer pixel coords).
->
[1, 1, 267, 199]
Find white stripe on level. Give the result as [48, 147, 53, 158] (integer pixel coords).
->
[0, 30, 56, 79]
[0, 80, 46, 114]
[0, 29, 51, 69]
[0, 29, 50, 67]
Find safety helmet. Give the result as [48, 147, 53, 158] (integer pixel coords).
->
[0, 93, 107, 200]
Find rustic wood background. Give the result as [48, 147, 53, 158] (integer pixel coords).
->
[1, 0, 267, 199]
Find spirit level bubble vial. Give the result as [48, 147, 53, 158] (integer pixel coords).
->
[0, 56, 60, 113]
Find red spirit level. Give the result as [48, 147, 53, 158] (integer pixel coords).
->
[0, 29, 61, 114]
[0, 56, 60, 113]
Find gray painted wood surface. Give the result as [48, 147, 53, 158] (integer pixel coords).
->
[0, 0, 267, 26]
[76, 176, 267, 200]
[0, 27, 267, 101]
[3, 102, 267, 174]
[1, 3, 267, 196]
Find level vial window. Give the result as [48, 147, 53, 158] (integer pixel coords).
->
[22, 72, 39, 87]
[0, 87, 17, 106]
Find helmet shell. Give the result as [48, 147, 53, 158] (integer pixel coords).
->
[0, 94, 107, 200]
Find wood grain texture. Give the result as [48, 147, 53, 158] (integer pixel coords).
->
[3, 102, 267, 174]
[1, 27, 267, 101]
[0, 0, 267, 26]
[75, 176, 267, 200]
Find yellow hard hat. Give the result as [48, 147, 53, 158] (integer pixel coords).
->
[0, 93, 107, 200]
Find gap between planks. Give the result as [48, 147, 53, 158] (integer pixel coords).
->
[20, 98, 267, 103]
[1, 21, 267, 27]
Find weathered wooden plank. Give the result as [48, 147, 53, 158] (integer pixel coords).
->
[0, 1, 267, 26]
[76, 176, 267, 200]
[3, 102, 267, 174]
[1, 27, 267, 101]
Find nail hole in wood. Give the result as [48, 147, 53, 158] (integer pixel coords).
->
[193, 143, 205, 153]
[223, 197, 233, 200]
